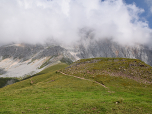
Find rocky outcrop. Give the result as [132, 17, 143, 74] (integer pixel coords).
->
[68, 28, 152, 66]
[0, 68, 6, 75]
[74, 39, 152, 66]
[0, 43, 44, 61]
[0, 44, 75, 78]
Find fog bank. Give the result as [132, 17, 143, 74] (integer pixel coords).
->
[0, 0, 152, 46]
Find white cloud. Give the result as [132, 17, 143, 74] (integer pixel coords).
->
[145, 0, 152, 13]
[0, 0, 152, 46]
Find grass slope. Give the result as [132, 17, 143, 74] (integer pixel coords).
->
[0, 58, 152, 114]
[61, 58, 152, 84]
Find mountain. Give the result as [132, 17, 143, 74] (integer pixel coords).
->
[74, 38, 152, 65]
[0, 29, 152, 78]
[0, 43, 75, 78]
[70, 28, 152, 65]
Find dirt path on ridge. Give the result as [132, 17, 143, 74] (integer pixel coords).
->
[58, 71, 108, 88]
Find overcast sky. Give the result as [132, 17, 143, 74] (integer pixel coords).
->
[0, 0, 152, 46]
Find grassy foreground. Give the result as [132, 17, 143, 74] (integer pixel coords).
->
[0, 58, 152, 114]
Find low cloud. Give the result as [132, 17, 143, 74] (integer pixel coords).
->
[0, 0, 152, 46]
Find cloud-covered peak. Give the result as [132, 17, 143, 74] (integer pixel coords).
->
[0, 0, 152, 46]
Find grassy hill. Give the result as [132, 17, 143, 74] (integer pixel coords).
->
[61, 58, 152, 84]
[0, 58, 152, 114]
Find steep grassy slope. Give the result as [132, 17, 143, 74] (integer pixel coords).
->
[0, 58, 152, 114]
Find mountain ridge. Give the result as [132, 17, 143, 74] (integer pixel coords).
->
[0, 44, 75, 78]
[0, 37, 152, 78]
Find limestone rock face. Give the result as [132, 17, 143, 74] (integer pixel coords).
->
[74, 39, 152, 66]
[67, 28, 152, 66]
[0, 44, 44, 61]
[0, 43, 75, 78]
[0, 37, 152, 78]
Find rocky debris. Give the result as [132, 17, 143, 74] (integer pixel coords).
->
[66, 59, 101, 69]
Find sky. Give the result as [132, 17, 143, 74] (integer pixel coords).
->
[125, 0, 152, 28]
[0, 0, 152, 46]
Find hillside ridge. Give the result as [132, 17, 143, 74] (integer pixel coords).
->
[0, 61, 151, 113]
[61, 58, 152, 84]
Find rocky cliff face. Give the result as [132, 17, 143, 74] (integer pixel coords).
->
[68, 28, 152, 66]
[0, 44, 44, 61]
[74, 39, 152, 66]
[0, 37, 152, 78]
[0, 43, 75, 78]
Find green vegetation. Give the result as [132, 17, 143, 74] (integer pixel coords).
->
[27, 58, 36, 65]
[61, 58, 152, 84]
[0, 58, 152, 114]
[60, 57, 73, 65]
[0, 78, 19, 88]
[39, 56, 53, 69]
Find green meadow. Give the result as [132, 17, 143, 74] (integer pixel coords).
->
[0, 58, 152, 114]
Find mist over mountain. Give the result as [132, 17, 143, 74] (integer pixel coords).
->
[0, 31, 152, 78]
